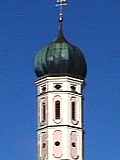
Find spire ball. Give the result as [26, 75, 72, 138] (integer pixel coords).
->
[59, 14, 63, 22]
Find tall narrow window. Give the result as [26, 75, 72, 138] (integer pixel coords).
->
[55, 100, 60, 119]
[53, 96, 62, 123]
[72, 101, 76, 121]
[42, 102, 46, 122]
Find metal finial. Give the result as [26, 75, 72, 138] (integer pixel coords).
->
[56, 0, 67, 22]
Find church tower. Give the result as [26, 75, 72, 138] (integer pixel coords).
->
[34, 1, 87, 160]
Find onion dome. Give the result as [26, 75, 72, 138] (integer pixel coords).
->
[34, 22, 87, 80]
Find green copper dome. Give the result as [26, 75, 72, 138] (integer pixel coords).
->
[34, 24, 87, 79]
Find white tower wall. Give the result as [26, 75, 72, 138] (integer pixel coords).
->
[35, 76, 85, 160]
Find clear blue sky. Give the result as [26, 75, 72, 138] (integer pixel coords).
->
[0, 1, 120, 160]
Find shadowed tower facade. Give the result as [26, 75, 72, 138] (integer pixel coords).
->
[34, 1, 87, 159]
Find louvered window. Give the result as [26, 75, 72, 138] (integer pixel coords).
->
[42, 102, 46, 122]
[55, 100, 60, 119]
[72, 101, 76, 121]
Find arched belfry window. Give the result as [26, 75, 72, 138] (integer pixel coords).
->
[71, 97, 78, 124]
[42, 102, 46, 122]
[55, 100, 60, 120]
[40, 98, 46, 125]
[53, 96, 62, 123]
[72, 101, 76, 121]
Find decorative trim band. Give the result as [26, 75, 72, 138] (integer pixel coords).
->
[37, 124, 84, 131]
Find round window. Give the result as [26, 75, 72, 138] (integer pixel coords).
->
[42, 143, 46, 148]
[55, 141, 60, 146]
[72, 142, 76, 147]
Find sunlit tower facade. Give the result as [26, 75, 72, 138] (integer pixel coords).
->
[33, 1, 87, 160]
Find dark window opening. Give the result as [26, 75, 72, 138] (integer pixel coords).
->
[71, 85, 76, 92]
[55, 141, 60, 146]
[72, 101, 76, 121]
[55, 100, 60, 119]
[72, 142, 76, 147]
[54, 84, 61, 90]
[42, 86, 46, 92]
[42, 143, 46, 148]
[42, 103, 46, 122]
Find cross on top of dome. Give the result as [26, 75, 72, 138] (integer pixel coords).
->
[56, 0, 67, 22]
